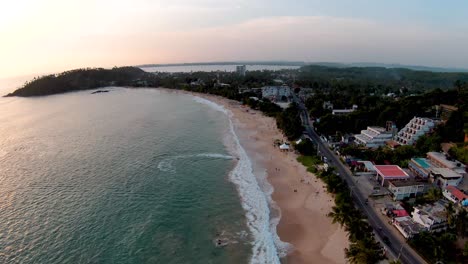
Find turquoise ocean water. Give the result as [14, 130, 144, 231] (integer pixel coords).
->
[0, 88, 286, 263]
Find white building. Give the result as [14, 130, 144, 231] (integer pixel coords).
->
[396, 117, 436, 145]
[393, 216, 426, 239]
[388, 180, 431, 201]
[261, 86, 291, 102]
[354, 126, 393, 148]
[427, 152, 467, 177]
[430, 168, 463, 188]
[412, 201, 448, 232]
[332, 109, 355, 115]
[236, 65, 246, 76]
[443, 186, 468, 205]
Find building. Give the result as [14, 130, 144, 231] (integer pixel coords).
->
[443, 186, 468, 205]
[332, 109, 355, 115]
[388, 180, 431, 200]
[427, 152, 466, 177]
[322, 101, 334, 110]
[392, 216, 426, 239]
[395, 117, 436, 145]
[354, 126, 393, 148]
[236, 65, 246, 76]
[430, 168, 463, 188]
[261, 86, 291, 102]
[374, 165, 410, 186]
[408, 158, 432, 178]
[412, 201, 448, 232]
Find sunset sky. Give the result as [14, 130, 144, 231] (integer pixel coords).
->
[1, 0, 468, 78]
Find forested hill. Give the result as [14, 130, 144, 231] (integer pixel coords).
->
[298, 65, 468, 90]
[5, 67, 157, 97]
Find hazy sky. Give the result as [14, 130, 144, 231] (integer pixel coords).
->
[1, 0, 468, 78]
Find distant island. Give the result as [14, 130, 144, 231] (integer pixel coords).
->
[5, 67, 157, 97]
[138, 61, 468, 73]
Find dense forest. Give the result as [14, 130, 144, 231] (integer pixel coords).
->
[5, 67, 158, 97]
[297, 65, 468, 92]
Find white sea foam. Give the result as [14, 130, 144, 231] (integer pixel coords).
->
[195, 153, 233, 159]
[192, 95, 292, 264]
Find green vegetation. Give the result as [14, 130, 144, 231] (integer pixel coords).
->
[449, 143, 468, 164]
[297, 155, 385, 263]
[341, 145, 419, 168]
[275, 103, 303, 140]
[295, 139, 317, 156]
[6, 67, 157, 97]
[297, 65, 468, 92]
[296, 155, 321, 168]
[311, 88, 461, 135]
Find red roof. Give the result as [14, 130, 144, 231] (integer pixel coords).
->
[374, 165, 409, 178]
[446, 186, 468, 201]
[392, 209, 409, 217]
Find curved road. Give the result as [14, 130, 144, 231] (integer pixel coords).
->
[292, 95, 427, 264]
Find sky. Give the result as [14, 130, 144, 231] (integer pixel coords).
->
[1, 0, 468, 78]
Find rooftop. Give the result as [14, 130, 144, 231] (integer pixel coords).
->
[374, 165, 410, 178]
[431, 167, 462, 179]
[368, 126, 387, 133]
[389, 180, 430, 187]
[445, 186, 468, 201]
[427, 152, 466, 170]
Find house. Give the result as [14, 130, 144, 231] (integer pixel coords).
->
[395, 117, 436, 145]
[392, 216, 426, 239]
[356, 160, 376, 173]
[388, 180, 431, 200]
[261, 86, 291, 102]
[341, 134, 355, 144]
[426, 152, 466, 177]
[354, 126, 393, 148]
[332, 109, 355, 115]
[322, 101, 333, 110]
[412, 201, 448, 232]
[430, 168, 463, 188]
[374, 165, 410, 186]
[443, 186, 468, 205]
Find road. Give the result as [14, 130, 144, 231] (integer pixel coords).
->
[291, 95, 426, 264]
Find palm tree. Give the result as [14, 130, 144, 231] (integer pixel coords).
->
[445, 202, 456, 227]
[425, 187, 442, 202]
[345, 238, 383, 264]
[345, 218, 372, 242]
[327, 205, 348, 226]
[455, 209, 467, 238]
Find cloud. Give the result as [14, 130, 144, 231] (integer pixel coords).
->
[1, 15, 467, 78]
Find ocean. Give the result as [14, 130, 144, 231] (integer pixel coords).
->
[0, 88, 283, 263]
[140, 64, 300, 73]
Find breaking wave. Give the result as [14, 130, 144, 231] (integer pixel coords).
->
[192, 95, 292, 264]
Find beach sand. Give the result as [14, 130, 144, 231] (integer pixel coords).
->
[162, 89, 348, 263]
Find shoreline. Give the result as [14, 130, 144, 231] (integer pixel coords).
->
[161, 88, 348, 263]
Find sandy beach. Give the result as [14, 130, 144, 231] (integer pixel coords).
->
[163, 89, 348, 263]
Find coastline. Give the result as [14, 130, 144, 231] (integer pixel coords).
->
[161, 88, 348, 263]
